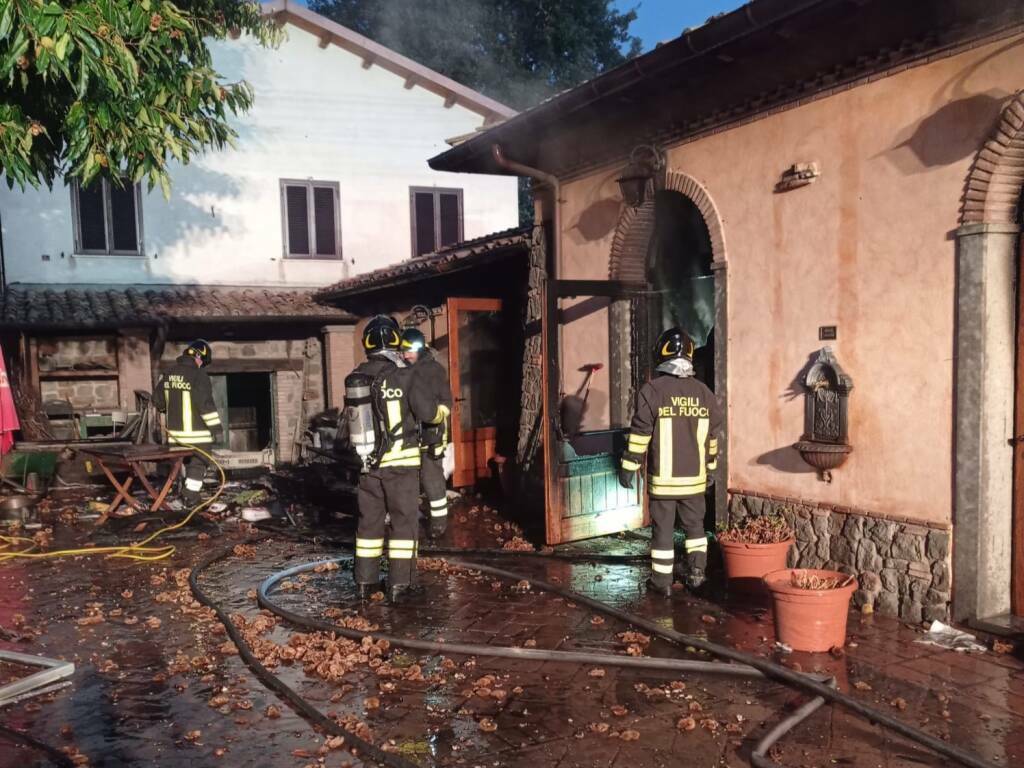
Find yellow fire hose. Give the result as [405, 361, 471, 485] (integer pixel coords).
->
[0, 445, 226, 563]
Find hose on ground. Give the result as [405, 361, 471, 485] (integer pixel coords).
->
[453, 559, 997, 768]
[256, 555, 841, 768]
[255, 523, 649, 563]
[0, 722, 75, 767]
[189, 542, 419, 768]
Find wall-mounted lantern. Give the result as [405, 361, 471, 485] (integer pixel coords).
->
[616, 145, 665, 208]
[793, 346, 853, 482]
[774, 162, 820, 193]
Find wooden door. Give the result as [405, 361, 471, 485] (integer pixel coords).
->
[1014, 235, 1024, 615]
[447, 298, 502, 489]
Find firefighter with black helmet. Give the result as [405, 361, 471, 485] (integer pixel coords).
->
[152, 339, 222, 506]
[618, 328, 722, 596]
[345, 316, 445, 602]
[400, 328, 453, 539]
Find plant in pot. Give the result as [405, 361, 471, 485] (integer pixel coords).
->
[763, 568, 858, 652]
[716, 514, 795, 589]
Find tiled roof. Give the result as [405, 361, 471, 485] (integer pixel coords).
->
[0, 284, 354, 330]
[317, 226, 531, 301]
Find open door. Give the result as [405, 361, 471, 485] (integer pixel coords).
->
[448, 298, 502, 488]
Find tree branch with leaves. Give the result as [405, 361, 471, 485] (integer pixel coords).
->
[0, 0, 280, 195]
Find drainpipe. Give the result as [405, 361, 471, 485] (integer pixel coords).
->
[490, 143, 562, 521]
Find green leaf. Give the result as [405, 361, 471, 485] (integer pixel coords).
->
[41, 3, 64, 16]
[158, 172, 170, 200]
[54, 33, 70, 61]
[0, 3, 15, 41]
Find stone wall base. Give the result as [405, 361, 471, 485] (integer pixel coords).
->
[728, 490, 951, 623]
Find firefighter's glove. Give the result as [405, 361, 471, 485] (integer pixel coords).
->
[429, 515, 448, 539]
[617, 466, 636, 489]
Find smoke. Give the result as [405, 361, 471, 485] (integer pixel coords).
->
[308, 0, 641, 110]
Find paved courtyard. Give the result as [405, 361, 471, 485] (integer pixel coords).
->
[1, 495, 1022, 768]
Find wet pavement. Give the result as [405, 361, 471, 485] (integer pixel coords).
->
[1, 488, 1023, 767]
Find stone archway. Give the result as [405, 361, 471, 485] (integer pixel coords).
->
[960, 91, 1024, 226]
[953, 91, 1024, 623]
[609, 171, 727, 280]
[606, 169, 730, 524]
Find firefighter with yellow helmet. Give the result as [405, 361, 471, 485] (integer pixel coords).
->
[618, 328, 722, 596]
[344, 316, 446, 602]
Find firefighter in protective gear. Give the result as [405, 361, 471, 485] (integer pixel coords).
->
[152, 340, 221, 506]
[618, 328, 722, 596]
[401, 328, 453, 540]
[352, 316, 445, 602]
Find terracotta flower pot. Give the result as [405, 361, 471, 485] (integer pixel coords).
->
[719, 539, 794, 583]
[763, 568, 858, 652]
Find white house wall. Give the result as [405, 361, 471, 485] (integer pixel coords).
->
[0, 23, 518, 286]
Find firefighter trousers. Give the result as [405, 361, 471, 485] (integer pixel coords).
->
[355, 467, 420, 587]
[420, 451, 447, 520]
[180, 452, 208, 506]
[649, 495, 707, 587]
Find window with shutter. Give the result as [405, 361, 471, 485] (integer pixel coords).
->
[109, 183, 138, 252]
[439, 192, 461, 248]
[313, 186, 337, 257]
[413, 192, 436, 257]
[280, 180, 341, 260]
[72, 178, 142, 255]
[409, 187, 463, 258]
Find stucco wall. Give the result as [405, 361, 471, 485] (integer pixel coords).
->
[556, 34, 1024, 526]
[0, 22, 518, 287]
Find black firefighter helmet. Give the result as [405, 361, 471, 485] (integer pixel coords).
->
[655, 327, 695, 364]
[400, 328, 427, 353]
[362, 315, 401, 353]
[185, 339, 213, 367]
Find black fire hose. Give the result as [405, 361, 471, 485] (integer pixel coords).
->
[0, 722, 75, 767]
[452, 560, 997, 768]
[188, 543, 420, 768]
[199, 538, 999, 768]
[254, 523, 650, 563]
[257, 555, 836, 768]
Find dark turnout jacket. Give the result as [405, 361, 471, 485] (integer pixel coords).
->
[411, 350, 451, 452]
[153, 355, 221, 445]
[353, 354, 443, 470]
[621, 373, 722, 498]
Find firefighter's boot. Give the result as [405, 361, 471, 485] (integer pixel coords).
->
[645, 577, 672, 598]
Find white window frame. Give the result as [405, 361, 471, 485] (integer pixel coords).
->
[279, 179, 343, 260]
[409, 186, 464, 258]
[70, 178, 144, 257]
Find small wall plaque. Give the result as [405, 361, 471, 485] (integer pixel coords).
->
[818, 326, 837, 341]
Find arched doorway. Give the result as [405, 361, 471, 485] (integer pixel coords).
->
[644, 190, 716, 390]
[954, 90, 1024, 624]
[607, 170, 728, 523]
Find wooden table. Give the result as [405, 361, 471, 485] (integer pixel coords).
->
[81, 446, 192, 524]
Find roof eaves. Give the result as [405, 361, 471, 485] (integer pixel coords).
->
[264, 1, 516, 122]
[426, 0, 831, 174]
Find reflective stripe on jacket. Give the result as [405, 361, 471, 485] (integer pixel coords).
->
[152, 355, 221, 446]
[621, 373, 722, 498]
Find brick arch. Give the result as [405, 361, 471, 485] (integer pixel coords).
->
[960, 91, 1024, 226]
[608, 170, 727, 280]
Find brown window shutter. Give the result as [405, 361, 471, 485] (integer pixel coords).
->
[109, 182, 138, 252]
[313, 186, 337, 257]
[78, 182, 107, 251]
[439, 192, 461, 248]
[414, 191, 436, 257]
[286, 185, 310, 256]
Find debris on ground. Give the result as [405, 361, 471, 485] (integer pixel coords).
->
[915, 621, 987, 653]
